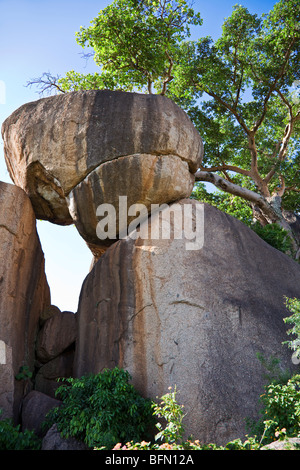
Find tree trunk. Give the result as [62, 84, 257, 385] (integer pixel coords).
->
[195, 170, 300, 260]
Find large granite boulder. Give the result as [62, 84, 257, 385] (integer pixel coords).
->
[73, 199, 300, 445]
[1, 90, 203, 257]
[0, 182, 50, 422]
[21, 390, 61, 437]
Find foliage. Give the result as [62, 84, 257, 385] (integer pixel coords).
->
[44, 367, 155, 449]
[192, 182, 294, 254]
[28, 0, 300, 242]
[0, 410, 41, 450]
[169, 0, 300, 233]
[250, 297, 300, 444]
[191, 181, 253, 226]
[258, 374, 300, 443]
[255, 352, 291, 386]
[57, 0, 202, 95]
[15, 365, 33, 381]
[283, 297, 300, 362]
[152, 385, 185, 444]
[108, 372, 300, 450]
[252, 223, 294, 254]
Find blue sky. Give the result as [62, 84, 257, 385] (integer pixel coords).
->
[0, 0, 277, 311]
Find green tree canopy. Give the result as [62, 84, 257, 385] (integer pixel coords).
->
[29, 0, 300, 258]
[56, 0, 202, 94]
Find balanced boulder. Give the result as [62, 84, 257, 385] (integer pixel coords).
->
[73, 199, 300, 445]
[1, 90, 203, 256]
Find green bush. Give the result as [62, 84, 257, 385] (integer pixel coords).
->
[259, 374, 300, 443]
[0, 411, 41, 450]
[252, 223, 293, 254]
[44, 367, 155, 449]
[152, 386, 185, 445]
[283, 297, 300, 361]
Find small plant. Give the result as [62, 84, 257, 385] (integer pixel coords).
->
[44, 367, 155, 449]
[152, 386, 185, 445]
[0, 410, 41, 450]
[15, 365, 33, 381]
[283, 297, 300, 363]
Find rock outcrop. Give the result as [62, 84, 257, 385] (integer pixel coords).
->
[1, 90, 203, 257]
[73, 199, 300, 445]
[21, 390, 61, 437]
[0, 182, 50, 421]
[3, 89, 300, 448]
[36, 310, 77, 363]
[34, 305, 77, 398]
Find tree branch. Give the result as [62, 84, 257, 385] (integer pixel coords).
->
[200, 163, 251, 177]
[195, 170, 280, 223]
[161, 50, 174, 95]
[202, 87, 251, 137]
[26, 72, 65, 95]
[252, 37, 296, 133]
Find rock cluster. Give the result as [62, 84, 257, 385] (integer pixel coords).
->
[1, 90, 300, 448]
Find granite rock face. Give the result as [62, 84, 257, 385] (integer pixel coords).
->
[2, 90, 203, 256]
[73, 199, 300, 445]
[0, 182, 50, 421]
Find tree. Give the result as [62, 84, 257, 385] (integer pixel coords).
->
[28, 0, 300, 258]
[169, 1, 300, 257]
[29, 0, 201, 96]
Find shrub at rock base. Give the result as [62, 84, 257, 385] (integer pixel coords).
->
[43, 367, 155, 449]
[0, 410, 41, 450]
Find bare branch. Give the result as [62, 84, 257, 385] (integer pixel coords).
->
[195, 170, 280, 223]
[26, 72, 65, 95]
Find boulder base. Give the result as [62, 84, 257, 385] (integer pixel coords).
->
[73, 199, 300, 445]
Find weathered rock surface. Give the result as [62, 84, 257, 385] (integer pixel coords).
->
[36, 310, 77, 363]
[21, 390, 61, 437]
[35, 350, 74, 399]
[73, 199, 300, 446]
[0, 182, 50, 421]
[39, 304, 61, 326]
[1, 90, 203, 256]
